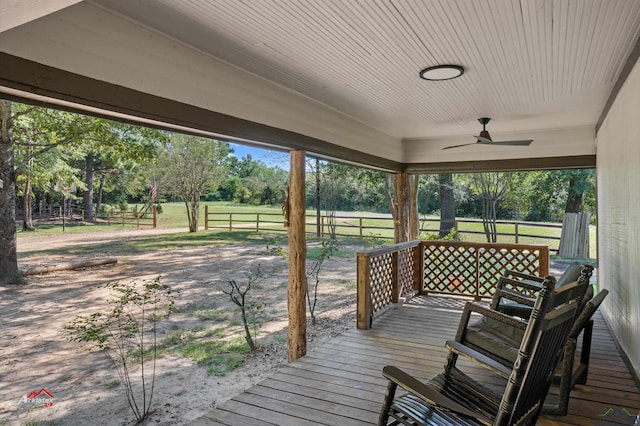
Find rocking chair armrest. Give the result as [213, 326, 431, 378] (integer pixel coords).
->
[381, 366, 492, 424]
[445, 340, 512, 379]
[462, 302, 529, 329]
[456, 301, 527, 341]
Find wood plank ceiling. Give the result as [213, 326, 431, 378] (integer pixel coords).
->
[93, 0, 640, 141]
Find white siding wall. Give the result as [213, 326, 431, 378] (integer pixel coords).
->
[597, 59, 640, 379]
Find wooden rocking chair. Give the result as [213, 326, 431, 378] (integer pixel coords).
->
[378, 279, 578, 426]
[444, 273, 598, 417]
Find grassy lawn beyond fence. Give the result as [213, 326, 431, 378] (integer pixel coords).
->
[19, 202, 596, 259]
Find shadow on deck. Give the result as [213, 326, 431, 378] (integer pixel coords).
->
[193, 296, 640, 426]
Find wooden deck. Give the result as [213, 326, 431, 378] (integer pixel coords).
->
[193, 296, 640, 426]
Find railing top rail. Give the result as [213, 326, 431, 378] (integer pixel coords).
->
[358, 240, 421, 257]
[420, 240, 548, 251]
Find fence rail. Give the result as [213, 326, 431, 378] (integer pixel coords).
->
[204, 209, 564, 252]
[356, 240, 549, 329]
[103, 205, 157, 228]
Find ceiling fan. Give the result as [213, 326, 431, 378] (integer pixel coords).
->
[442, 118, 534, 150]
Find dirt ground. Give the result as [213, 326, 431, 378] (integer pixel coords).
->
[1, 229, 359, 425]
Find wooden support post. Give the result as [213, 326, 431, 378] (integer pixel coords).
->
[204, 205, 208, 230]
[359, 217, 363, 237]
[288, 150, 307, 362]
[539, 246, 550, 276]
[229, 213, 232, 231]
[256, 213, 260, 232]
[408, 174, 419, 240]
[393, 173, 410, 243]
[357, 252, 372, 329]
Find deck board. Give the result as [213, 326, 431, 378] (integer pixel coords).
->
[194, 296, 640, 425]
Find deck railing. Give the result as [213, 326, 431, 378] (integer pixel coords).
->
[357, 240, 549, 329]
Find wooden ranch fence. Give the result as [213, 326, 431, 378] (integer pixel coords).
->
[356, 240, 549, 329]
[204, 209, 565, 252]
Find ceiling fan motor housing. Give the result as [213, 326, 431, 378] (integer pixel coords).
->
[478, 130, 492, 141]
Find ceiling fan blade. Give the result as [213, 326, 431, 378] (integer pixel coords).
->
[480, 139, 533, 146]
[442, 142, 480, 150]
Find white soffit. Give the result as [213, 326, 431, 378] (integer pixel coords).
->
[0, 2, 402, 161]
[0, 0, 83, 33]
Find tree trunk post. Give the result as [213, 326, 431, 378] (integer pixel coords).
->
[408, 174, 419, 240]
[393, 173, 410, 243]
[315, 157, 321, 237]
[288, 150, 307, 362]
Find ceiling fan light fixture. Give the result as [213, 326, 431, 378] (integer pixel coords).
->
[419, 65, 464, 81]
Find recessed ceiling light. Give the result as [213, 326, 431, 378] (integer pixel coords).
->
[419, 65, 464, 81]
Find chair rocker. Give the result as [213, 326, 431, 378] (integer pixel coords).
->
[378, 279, 578, 426]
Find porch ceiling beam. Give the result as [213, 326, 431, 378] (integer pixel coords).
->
[405, 155, 596, 174]
[0, 0, 83, 33]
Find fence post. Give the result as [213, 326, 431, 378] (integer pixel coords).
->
[121, 211, 125, 227]
[321, 216, 325, 237]
[359, 217, 363, 238]
[153, 204, 157, 228]
[356, 252, 372, 329]
[256, 213, 260, 232]
[229, 213, 232, 231]
[515, 222, 519, 243]
[204, 205, 208, 230]
[136, 212, 140, 228]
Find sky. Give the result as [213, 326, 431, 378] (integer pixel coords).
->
[229, 143, 290, 169]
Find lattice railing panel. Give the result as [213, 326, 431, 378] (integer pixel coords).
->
[368, 252, 394, 314]
[422, 241, 549, 298]
[358, 241, 547, 329]
[477, 247, 544, 296]
[423, 244, 479, 297]
[397, 246, 418, 298]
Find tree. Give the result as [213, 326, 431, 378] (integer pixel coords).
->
[155, 134, 230, 232]
[0, 100, 25, 285]
[12, 105, 89, 229]
[563, 169, 594, 213]
[472, 172, 512, 243]
[438, 173, 455, 237]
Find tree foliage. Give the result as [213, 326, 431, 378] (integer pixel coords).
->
[155, 134, 230, 232]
